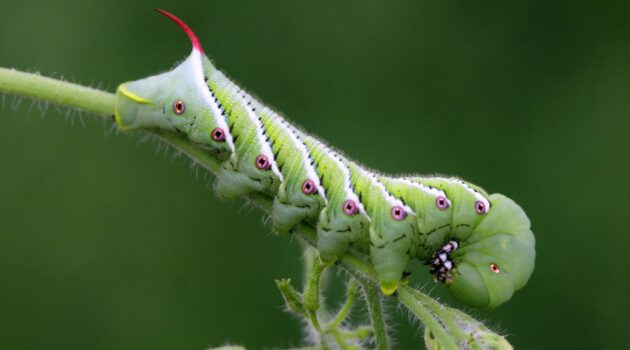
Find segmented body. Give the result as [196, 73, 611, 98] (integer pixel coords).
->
[114, 10, 535, 308]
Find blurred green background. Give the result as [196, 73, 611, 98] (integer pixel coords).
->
[1, 1, 628, 349]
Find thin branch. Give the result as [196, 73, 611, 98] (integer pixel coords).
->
[398, 287, 458, 350]
[327, 278, 359, 330]
[0, 68, 115, 116]
[359, 281, 390, 350]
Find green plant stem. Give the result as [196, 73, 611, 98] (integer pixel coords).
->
[325, 279, 361, 350]
[359, 281, 390, 350]
[403, 287, 467, 341]
[309, 311, 323, 333]
[304, 256, 324, 312]
[0, 68, 116, 116]
[302, 250, 325, 345]
[275, 278, 306, 316]
[398, 287, 458, 350]
[327, 278, 359, 330]
[330, 330, 358, 350]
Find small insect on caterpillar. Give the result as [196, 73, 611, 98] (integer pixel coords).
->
[114, 9, 535, 308]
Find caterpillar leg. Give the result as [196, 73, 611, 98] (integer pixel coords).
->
[316, 207, 368, 264]
[316, 224, 353, 264]
[369, 226, 413, 295]
[272, 199, 317, 233]
[214, 160, 278, 199]
[271, 178, 325, 233]
[215, 165, 258, 199]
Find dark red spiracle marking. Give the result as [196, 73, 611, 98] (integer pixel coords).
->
[173, 99, 185, 115]
[255, 155, 271, 170]
[475, 200, 488, 215]
[391, 205, 406, 221]
[301, 179, 317, 195]
[435, 195, 449, 210]
[342, 199, 358, 216]
[490, 263, 501, 274]
[210, 127, 226, 142]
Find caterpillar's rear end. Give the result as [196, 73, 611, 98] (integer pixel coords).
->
[114, 10, 535, 309]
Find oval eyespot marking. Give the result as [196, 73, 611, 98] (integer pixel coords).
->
[255, 155, 271, 170]
[391, 205, 406, 221]
[173, 99, 185, 115]
[301, 179, 317, 195]
[342, 199, 358, 216]
[435, 195, 450, 210]
[475, 200, 488, 215]
[490, 263, 501, 274]
[211, 127, 225, 142]
[452, 179, 490, 214]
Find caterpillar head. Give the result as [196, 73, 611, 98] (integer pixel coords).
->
[446, 194, 535, 308]
[115, 10, 230, 155]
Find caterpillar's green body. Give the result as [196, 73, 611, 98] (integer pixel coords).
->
[114, 10, 535, 308]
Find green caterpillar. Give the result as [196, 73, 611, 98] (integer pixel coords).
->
[114, 10, 535, 309]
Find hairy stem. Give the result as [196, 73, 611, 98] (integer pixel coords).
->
[402, 287, 466, 342]
[327, 278, 359, 330]
[304, 254, 324, 312]
[0, 68, 116, 116]
[359, 281, 390, 350]
[398, 287, 458, 350]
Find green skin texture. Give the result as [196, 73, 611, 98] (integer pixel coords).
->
[346, 162, 417, 295]
[258, 108, 326, 233]
[211, 77, 281, 199]
[115, 49, 536, 309]
[380, 177, 454, 259]
[303, 137, 370, 262]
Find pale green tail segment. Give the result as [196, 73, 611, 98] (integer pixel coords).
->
[115, 51, 233, 158]
[405, 176, 534, 308]
[448, 194, 535, 308]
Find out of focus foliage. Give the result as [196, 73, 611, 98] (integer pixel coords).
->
[0, 1, 628, 349]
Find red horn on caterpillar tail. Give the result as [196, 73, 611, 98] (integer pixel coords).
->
[155, 9, 204, 54]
